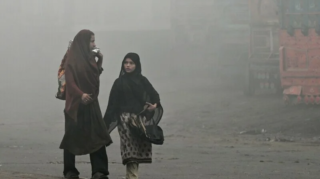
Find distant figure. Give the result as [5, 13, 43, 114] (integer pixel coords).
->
[104, 53, 163, 179]
[59, 29, 112, 179]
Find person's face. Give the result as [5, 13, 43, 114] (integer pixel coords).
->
[123, 58, 136, 73]
[89, 35, 96, 50]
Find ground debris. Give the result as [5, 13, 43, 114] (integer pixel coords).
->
[240, 129, 267, 135]
[271, 137, 295, 142]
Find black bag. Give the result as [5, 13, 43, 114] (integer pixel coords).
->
[127, 111, 164, 145]
[145, 124, 164, 145]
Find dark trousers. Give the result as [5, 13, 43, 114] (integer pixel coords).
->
[63, 147, 109, 176]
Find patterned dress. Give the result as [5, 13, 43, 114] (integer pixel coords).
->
[118, 113, 152, 165]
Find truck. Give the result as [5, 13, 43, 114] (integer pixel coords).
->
[171, 0, 320, 105]
[244, 0, 281, 96]
[278, 0, 320, 104]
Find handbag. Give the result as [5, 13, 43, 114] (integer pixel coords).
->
[128, 105, 164, 145]
[144, 119, 164, 145]
[55, 40, 72, 100]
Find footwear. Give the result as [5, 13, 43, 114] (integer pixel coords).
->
[91, 172, 108, 179]
[65, 171, 79, 179]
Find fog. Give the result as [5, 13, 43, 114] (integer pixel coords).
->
[0, 1, 250, 124]
[0, 0, 251, 125]
[0, 1, 254, 177]
[0, 0, 175, 124]
[4, 1, 320, 178]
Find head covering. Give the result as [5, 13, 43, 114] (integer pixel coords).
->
[64, 29, 101, 121]
[120, 52, 142, 76]
[119, 52, 147, 110]
[104, 52, 163, 133]
[68, 29, 93, 62]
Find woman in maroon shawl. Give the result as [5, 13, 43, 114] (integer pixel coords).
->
[59, 29, 112, 179]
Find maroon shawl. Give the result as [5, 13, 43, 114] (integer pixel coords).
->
[64, 30, 101, 121]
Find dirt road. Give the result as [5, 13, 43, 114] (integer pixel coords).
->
[2, 62, 320, 178]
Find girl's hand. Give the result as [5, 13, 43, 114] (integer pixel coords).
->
[146, 102, 157, 111]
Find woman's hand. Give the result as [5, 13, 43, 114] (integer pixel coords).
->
[146, 102, 157, 111]
[81, 93, 93, 104]
[97, 51, 103, 59]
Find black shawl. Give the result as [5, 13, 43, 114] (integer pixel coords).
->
[103, 53, 163, 133]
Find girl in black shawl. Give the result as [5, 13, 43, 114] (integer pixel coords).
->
[104, 52, 163, 179]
